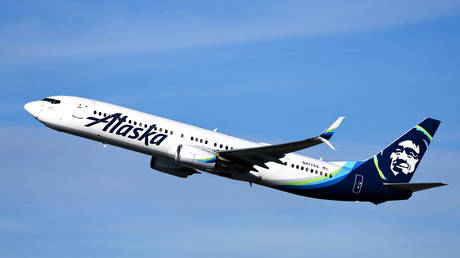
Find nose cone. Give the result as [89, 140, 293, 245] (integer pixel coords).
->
[24, 101, 41, 118]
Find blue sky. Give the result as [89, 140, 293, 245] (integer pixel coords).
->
[1, 1, 460, 257]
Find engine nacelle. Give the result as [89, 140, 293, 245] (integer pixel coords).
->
[150, 156, 198, 178]
[175, 144, 217, 170]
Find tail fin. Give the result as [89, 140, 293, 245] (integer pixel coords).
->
[371, 118, 440, 183]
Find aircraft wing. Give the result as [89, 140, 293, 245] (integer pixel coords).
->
[217, 117, 344, 169]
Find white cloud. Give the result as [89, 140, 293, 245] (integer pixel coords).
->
[2, 0, 460, 63]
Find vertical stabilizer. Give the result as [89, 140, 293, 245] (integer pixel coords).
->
[370, 118, 440, 183]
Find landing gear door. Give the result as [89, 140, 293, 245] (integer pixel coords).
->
[73, 100, 87, 119]
[352, 174, 364, 194]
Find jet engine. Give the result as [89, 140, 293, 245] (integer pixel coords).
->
[175, 144, 217, 170]
[150, 156, 198, 178]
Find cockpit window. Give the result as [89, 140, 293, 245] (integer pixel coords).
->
[42, 98, 61, 104]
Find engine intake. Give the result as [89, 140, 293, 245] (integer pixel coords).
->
[175, 144, 217, 170]
[150, 156, 198, 178]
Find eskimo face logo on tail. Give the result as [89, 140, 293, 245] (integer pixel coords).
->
[84, 113, 167, 146]
[376, 128, 429, 182]
[389, 140, 420, 176]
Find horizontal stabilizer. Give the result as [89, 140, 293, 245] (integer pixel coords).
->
[383, 182, 446, 193]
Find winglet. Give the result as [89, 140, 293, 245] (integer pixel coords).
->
[319, 136, 336, 150]
[320, 117, 345, 140]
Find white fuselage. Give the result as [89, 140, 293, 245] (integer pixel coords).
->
[25, 96, 342, 188]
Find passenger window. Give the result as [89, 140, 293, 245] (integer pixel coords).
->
[214, 143, 217, 147]
[296, 165, 299, 169]
[139, 123, 142, 126]
[301, 166, 304, 170]
[145, 124, 148, 128]
[191, 136, 194, 140]
[220, 144, 223, 148]
[104, 113, 107, 117]
[181, 134, 184, 138]
[99, 112, 102, 116]
[170, 131, 173, 135]
[134, 121, 137, 125]
[225, 146, 228, 150]
[159, 128, 162, 132]
[205, 140, 208, 144]
[129, 120, 132, 124]
[200, 139, 203, 143]
[93, 110, 96, 115]
[165, 129, 168, 134]
[291, 164, 294, 168]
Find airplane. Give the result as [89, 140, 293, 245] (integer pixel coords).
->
[24, 96, 446, 204]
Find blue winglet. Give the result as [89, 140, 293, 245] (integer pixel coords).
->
[320, 117, 345, 140]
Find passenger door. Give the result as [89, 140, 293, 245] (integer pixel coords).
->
[73, 100, 87, 119]
[352, 174, 364, 194]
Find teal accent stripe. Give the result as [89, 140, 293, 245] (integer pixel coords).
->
[415, 125, 433, 141]
[325, 127, 337, 133]
[196, 156, 217, 163]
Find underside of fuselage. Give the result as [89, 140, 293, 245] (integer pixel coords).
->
[273, 185, 412, 204]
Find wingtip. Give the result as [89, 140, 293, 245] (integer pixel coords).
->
[320, 117, 345, 141]
[326, 116, 345, 131]
[336, 116, 345, 126]
[319, 136, 336, 150]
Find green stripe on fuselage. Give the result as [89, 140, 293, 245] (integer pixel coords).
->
[283, 165, 344, 186]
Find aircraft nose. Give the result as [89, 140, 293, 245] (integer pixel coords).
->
[24, 101, 41, 118]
